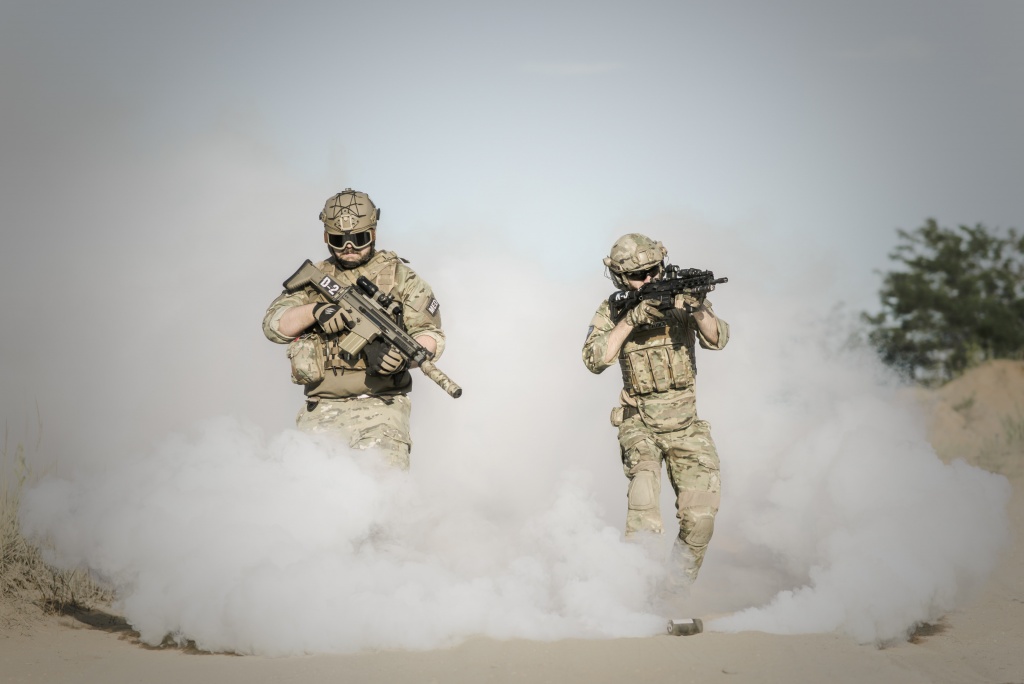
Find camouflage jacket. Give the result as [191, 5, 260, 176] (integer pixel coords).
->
[263, 250, 445, 399]
[582, 298, 728, 432]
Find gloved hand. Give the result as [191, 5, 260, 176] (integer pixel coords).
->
[625, 299, 665, 327]
[365, 340, 408, 376]
[674, 292, 705, 314]
[312, 302, 351, 335]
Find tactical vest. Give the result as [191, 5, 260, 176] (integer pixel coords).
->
[618, 312, 696, 396]
[308, 251, 411, 399]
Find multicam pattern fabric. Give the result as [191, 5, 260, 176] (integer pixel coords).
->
[295, 395, 412, 470]
[602, 233, 667, 274]
[582, 296, 729, 582]
[263, 250, 445, 400]
[264, 249, 444, 468]
[617, 414, 721, 581]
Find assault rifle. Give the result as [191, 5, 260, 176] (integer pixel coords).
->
[608, 265, 728, 322]
[283, 260, 462, 399]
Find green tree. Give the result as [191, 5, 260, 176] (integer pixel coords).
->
[862, 219, 1024, 384]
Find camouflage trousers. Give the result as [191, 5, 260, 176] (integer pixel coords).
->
[617, 414, 722, 582]
[295, 394, 412, 470]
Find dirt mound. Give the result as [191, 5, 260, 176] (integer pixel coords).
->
[915, 359, 1024, 479]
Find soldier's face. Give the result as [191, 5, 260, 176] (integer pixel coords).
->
[326, 231, 374, 268]
[332, 243, 373, 267]
[624, 263, 661, 289]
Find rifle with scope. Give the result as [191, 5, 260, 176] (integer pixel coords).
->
[283, 260, 462, 399]
[608, 265, 728, 323]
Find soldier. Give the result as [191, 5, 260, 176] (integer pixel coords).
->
[582, 234, 729, 587]
[263, 189, 446, 470]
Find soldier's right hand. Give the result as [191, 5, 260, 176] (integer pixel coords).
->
[625, 299, 665, 327]
[312, 302, 351, 335]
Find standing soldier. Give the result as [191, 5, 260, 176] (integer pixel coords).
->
[582, 234, 729, 588]
[263, 189, 446, 470]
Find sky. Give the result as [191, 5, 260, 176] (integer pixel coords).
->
[2, 0, 1021, 654]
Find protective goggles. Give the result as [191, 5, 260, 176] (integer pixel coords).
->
[623, 263, 662, 281]
[327, 230, 374, 249]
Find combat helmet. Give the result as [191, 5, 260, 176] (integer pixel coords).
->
[320, 188, 380, 263]
[320, 188, 380, 235]
[603, 233, 667, 288]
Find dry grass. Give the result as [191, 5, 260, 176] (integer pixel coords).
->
[1, 424, 112, 622]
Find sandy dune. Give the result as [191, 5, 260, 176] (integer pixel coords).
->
[3, 361, 1023, 684]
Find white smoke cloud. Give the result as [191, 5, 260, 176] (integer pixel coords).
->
[20, 419, 665, 654]
[18, 202, 1012, 651]
[683, 296, 1012, 642]
[5, 45, 1012, 651]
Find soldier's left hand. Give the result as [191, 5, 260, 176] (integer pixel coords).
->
[365, 339, 408, 376]
[674, 292, 705, 314]
[377, 345, 407, 375]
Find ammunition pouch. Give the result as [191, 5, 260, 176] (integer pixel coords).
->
[286, 334, 325, 385]
[617, 318, 695, 397]
[610, 405, 640, 427]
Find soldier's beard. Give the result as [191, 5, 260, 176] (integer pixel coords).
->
[332, 245, 375, 269]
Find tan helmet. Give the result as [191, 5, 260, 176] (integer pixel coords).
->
[603, 233, 667, 287]
[319, 188, 380, 235]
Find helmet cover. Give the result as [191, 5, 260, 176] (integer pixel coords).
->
[602, 233, 667, 274]
[319, 188, 380, 235]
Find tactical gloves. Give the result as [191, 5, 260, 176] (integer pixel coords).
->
[365, 339, 408, 376]
[312, 302, 351, 335]
[674, 292, 705, 314]
[625, 299, 665, 327]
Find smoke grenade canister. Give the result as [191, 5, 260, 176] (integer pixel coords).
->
[666, 618, 703, 636]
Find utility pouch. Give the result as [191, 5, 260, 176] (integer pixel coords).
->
[610, 406, 626, 427]
[636, 394, 694, 433]
[610, 405, 641, 427]
[286, 334, 325, 385]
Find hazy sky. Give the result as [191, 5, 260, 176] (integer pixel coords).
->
[2, 0, 1020, 652]
[3, 1, 1021, 283]
[3, 0, 1022, 441]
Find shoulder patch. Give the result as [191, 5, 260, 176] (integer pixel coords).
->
[427, 298, 440, 316]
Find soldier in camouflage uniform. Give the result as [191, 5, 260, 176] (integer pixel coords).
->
[263, 189, 445, 470]
[582, 234, 729, 585]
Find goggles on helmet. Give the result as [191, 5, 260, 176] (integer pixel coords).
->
[327, 230, 374, 250]
[623, 262, 662, 282]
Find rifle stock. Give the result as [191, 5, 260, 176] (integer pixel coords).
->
[283, 259, 321, 292]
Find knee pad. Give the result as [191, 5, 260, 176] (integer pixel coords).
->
[680, 506, 715, 548]
[627, 470, 659, 511]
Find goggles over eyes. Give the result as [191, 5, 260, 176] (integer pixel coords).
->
[623, 263, 662, 281]
[327, 230, 374, 249]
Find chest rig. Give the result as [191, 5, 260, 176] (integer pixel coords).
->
[316, 252, 400, 373]
[619, 313, 697, 396]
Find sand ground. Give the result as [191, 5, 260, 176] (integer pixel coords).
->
[3, 361, 1023, 684]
